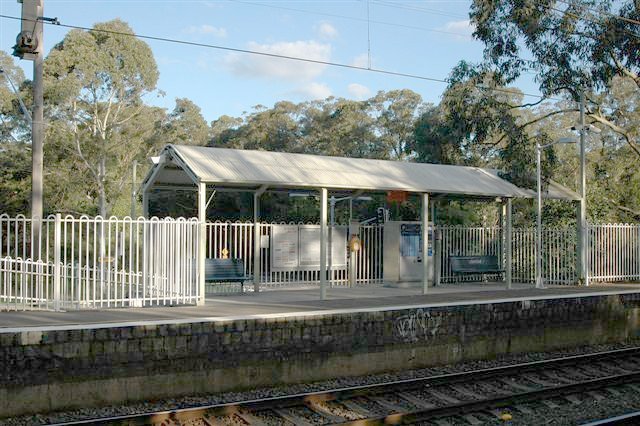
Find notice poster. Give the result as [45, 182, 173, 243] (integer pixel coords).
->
[299, 225, 348, 269]
[271, 225, 298, 270]
[271, 224, 348, 270]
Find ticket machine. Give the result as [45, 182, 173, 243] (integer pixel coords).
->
[383, 221, 433, 287]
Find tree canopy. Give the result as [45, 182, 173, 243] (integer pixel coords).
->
[0, 13, 638, 224]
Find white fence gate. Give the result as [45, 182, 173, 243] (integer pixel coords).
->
[0, 214, 200, 310]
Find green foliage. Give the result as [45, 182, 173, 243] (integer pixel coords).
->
[43, 19, 160, 217]
[0, 51, 29, 144]
[1, 13, 639, 227]
[163, 98, 209, 146]
[0, 142, 30, 214]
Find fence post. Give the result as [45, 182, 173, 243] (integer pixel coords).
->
[53, 213, 62, 311]
[584, 222, 590, 286]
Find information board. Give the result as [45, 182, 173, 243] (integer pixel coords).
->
[271, 225, 298, 270]
[271, 224, 347, 271]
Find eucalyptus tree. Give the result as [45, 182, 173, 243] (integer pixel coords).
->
[372, 89, 424, 160]
[44, 19, 160, 217]
[163, 98, 209, 146]
[301, 97, 378, 158]
[470, 0, 640, 157]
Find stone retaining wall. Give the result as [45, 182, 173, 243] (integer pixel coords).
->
[2, 293, 640, 417]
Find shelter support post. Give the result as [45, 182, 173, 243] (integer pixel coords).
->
[421, 193, 430, 294]
[320, 187, 328, 300]
[253, 186, 267, 293]
[504, 199, 513, 289]
[197, 182, 207, 305]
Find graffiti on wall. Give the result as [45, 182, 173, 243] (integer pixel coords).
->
[394, 309, 442, 342]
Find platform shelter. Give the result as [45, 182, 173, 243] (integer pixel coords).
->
[141, 144, 580, 302]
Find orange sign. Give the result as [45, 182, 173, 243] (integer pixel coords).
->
[386, 191, 408, 203]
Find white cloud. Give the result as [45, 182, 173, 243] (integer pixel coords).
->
[440, 19, 475, 40]
[316, 22, 338, 39]
[351, 53, 370, 68]
[224, 40, 331, 81]
[185, 24, 227, 38]
[347, 83, 371, 100]
[292, 82, 333, 100]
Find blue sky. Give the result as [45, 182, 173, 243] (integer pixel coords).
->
[0, 0, 540, 123]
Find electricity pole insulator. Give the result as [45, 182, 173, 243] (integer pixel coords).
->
[13, 30, 39, 57]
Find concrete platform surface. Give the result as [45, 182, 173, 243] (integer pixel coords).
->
[2, 282, 640, 331]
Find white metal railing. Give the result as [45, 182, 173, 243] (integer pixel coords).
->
[0, 215, 200, 311]
[438, 226, 503, 283]
[437, 226, 577, 285]
[589, 224, 640, 282]
[3, 214, 639, 309]
[204, 222, 384, 292]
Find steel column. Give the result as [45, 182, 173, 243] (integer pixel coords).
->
[421, 192, 430, 294]
[197, 182, 206, 305]
[253, 187, 267, 292]
[320, 188, 328, 300]
[578, 90, 588, 285]
[505, 199, 513, 289]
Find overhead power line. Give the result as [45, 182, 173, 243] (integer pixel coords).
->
[555, 0, 640, 27]
[371, 0, 468, 20]
[543, 3, 640, 39]
[0, 14, 560, 102]
[226, 0, 474, 39]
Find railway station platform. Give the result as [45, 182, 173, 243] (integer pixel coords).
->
[2, 282, 640, 330]
[3, 282, 640, 418]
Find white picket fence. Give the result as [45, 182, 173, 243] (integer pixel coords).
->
[1, 214, 639, 310]
[0, 214, 200, 310]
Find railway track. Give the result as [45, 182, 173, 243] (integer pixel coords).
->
[49, 347, 640, 425]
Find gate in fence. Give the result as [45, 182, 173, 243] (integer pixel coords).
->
[0, 214, 200, 310]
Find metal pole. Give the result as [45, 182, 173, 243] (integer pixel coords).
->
[320, 188, 328, 300]
[421, 192, 430, 294]
[197, 182, 206, 305]
[536, 143, 544, 289]
[579, 89, 588, 286]
[253, 190, 262, 293]
[505, 198, 513, 289]
[31, 1, 44, 260]
[328, 196, 335, 287]
[130, 160, 137, 218]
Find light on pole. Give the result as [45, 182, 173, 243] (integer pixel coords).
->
[536, 137, 578, 289]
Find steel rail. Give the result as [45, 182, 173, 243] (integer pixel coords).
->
[581, 411, 640, 425]
[343, 371, 640, 425]
[47, 346, 640, 426]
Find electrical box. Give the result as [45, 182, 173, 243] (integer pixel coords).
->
[383, 221, 433, 287]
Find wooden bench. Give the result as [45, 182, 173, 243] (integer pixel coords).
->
[204, 258, 250, 293]
[450, 255, 504, 282]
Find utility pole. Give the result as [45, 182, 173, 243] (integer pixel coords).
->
[578, 89, 588, 286]
[13, 0, 45, 259]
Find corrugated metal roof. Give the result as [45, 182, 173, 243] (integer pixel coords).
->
[146, 144, 579, 201]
